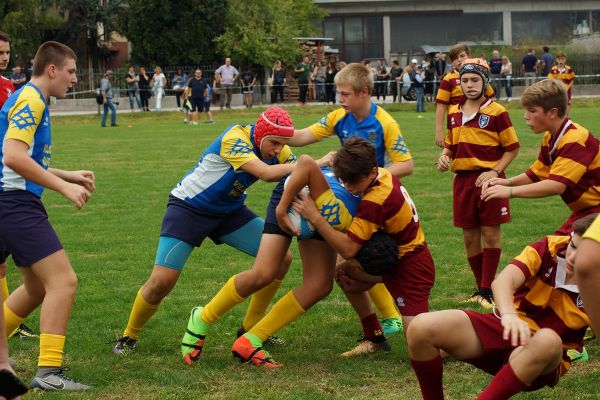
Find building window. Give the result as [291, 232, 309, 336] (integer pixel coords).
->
[323, 16, 383, 61]
[513, 11, 599, 43]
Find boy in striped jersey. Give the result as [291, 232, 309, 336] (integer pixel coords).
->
[437, 59, 520, 308]
[407, 214, 593, 400]
[482, 78, 600, 235]
[288, 138, 435, 357]
[435, 44, 495, 148]
[547, 52, 575, 106]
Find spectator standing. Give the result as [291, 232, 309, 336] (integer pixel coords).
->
[100, 70, 117, 127]
[10, 66, 26, 91]
[522, 48, 538, 87]
[151, 66, 166, 112]
[138, 66, 150, 111]
[433, 53, 446, 95]
[414, 65, 426, 112]
[270, 60, 286, 104]
[125, 65, 142, 111]
[215, 57, 239, 109]
[547, 51, 576, 106]
[424, 59, 436, 102]
[172, 69, 187, 111]
[240, 66, 256, 108]
[488, 50, 503, 97]
[324, 60, 337, 104]
[540, 46, 554, 76]
[312, 60, 326, 102]
[500, 55, 513, 101]
[389, 60, 402, 103]
[294, 56, 311, 105]
[187, 69, 208, 125]
[24, 59, 33, 82]
[374, 59, 389, 102]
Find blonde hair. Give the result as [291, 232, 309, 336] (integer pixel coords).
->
[334, 62, 373, 94]
[520, 79, 568, 118]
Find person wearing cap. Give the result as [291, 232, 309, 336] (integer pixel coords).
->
[435, 43, 495, 148]
[100, 70, 117, 127]
[112, 107, 331, 356]
[436, 58, 520, 309]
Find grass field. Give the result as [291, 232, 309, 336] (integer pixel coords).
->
[6, 99, 600, 399]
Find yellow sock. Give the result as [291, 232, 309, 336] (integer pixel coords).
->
[242, 278, 283, 331]
[38, 333, 65, 367]
[248, 291, 305, 342]
[3, 303, 24, 338]
[0, 277, 8, 302]
[201, 275, 245, 324]
[123, 288, 160, 340]
[369, 283, 401, 320]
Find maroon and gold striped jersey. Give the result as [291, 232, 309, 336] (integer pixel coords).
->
[445, 98, 520, 172]
[435, 71, 495, 106]
[526, 119, 600, 212]
[547, 65, 575, 99]
[511, 235, 590, 371]
[347, 168, 425, 257]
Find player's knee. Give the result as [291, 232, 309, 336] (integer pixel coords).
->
[145, 274, 177, 299]
[252, 269, 279, 288]
[306, 279, 334, 301]
[532, 328, 563, 358]
[59, 270, 78, 299]
[406, 313, 435, 346]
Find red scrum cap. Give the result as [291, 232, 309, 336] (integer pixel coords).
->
[254, 107, 294, 149]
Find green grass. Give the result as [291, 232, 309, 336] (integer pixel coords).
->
[6, 100, 599, 399]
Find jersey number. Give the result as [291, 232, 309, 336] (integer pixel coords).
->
[400, 185, 419, 223]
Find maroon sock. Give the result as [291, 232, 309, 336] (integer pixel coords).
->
[481, 248, 501, 290]
[410, 356, 444, 400]
[468, 253, 483, 289]
[477, 363, 528, 400]
[360, 313, 385, 342]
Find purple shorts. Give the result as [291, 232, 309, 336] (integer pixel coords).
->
[160, 195, 259, 247]
[0, 191, 63, 267]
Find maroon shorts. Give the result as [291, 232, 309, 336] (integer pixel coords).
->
[382, 244, 435, 316]
[463, 310, 565, 391]
[555, 204, 600, 235]
[453, 172, 511, 228]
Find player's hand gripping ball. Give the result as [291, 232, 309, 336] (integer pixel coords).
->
[283, 177, 315, 239]
[355, 231, 398, 275]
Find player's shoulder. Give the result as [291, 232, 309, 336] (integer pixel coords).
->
[443, 71, 458, 81]
[373, 105, 397, 126]
[448, 103, 460, 114]
[483, 99, 508, 116]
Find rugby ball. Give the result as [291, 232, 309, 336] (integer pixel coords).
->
[287, 207, 315, 239]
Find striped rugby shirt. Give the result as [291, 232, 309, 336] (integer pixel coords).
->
[347, 168, 425, 257]
[445, 98, 519, 173]
[511, 235, 590, 372]
[547, 65, 575, 100]
[526, 118, 600, 212]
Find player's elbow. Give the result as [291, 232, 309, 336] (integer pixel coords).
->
[3, 150, 23, 171]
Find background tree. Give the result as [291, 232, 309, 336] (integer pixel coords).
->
[215, 0, 326, 68]
[0, 0, 62, 67]
[119, 0, 227, 66]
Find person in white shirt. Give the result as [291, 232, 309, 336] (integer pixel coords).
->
[151, 66, 166, 112]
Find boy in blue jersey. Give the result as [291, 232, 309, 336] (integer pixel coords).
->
[113, 107, 307, 355]
[289, 62, 412, 336]
[0, 41, 94, 391]
[182, 152, 359, 367]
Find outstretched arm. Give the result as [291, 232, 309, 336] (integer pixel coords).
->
[289, 128, 318, 147]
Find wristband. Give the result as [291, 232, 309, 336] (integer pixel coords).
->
[492, 168, 501, 176]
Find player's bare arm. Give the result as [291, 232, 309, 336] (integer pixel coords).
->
[435, 103, 447, 148]
[475, 148, 520, 187]
[289, 127, 318, 146]
[437, 149, 452, 172]
[491, 264, 531, 347]
[239, 159, 294, 182]
[387, 158, 414, 178]
[482, 172, 533, 192]
[481, 179, 565, 201]
[49, 168, 95, 192]
[3, 139, 90, 209]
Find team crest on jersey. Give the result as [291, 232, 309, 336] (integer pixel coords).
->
[367, 130, 378, 143]
[478, 115, 490, 129]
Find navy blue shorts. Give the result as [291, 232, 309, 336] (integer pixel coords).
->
[0, 191, 63, 267]
[264, 178, 292, 238]
[190, 97, 205, 112]
[160, 195, 260, 247]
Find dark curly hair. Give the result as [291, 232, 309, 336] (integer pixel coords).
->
[355, 231, 398, 275]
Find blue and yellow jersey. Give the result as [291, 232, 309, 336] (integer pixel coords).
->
[171, 124, 296, 214]
[0, 83, 51, 197]
[308, 104, 411, 168]
[315, 167, 361, 232]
